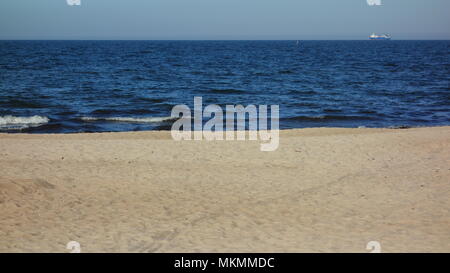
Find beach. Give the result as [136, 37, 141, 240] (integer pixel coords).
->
[0, 126, 449, 253]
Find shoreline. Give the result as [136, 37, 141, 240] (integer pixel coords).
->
[1, 124, 447, 137]
[1, 126, 449, 252]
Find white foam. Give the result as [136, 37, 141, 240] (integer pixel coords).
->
[81, 116, 176, 123]
[0, 115, 49, 129]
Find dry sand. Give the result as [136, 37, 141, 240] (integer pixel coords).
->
[0, 127, 449, 253]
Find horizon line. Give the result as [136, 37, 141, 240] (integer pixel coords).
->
[1, 38, 450, 41]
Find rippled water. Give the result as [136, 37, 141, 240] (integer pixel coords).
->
[0, 40, 449, 133]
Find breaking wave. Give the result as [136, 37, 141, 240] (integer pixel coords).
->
[0, 115, 49, 130]
[283, 115, 376, 121]
[80, 116, 177, 123]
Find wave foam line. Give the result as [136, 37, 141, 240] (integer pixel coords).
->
[0, 115, 49, 129]
[81, 116, 176, 123]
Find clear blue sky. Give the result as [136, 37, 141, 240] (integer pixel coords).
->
[0, 0, 449, 40]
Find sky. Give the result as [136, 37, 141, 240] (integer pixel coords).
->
[0, 0, 449, 40]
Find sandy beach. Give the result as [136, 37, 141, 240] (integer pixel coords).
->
[0, 127, 449, 253]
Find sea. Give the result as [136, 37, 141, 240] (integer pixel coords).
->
[0, 40, 449, 133]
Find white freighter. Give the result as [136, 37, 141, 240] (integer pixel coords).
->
[369, 33, 391, 40]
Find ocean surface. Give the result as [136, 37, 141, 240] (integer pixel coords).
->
[0, 40, 449, 133]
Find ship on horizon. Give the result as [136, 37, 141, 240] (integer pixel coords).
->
[369, 33, 391, 40]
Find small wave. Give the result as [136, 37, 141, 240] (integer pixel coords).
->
[79, 71, 100, 75]
[388, 125, 412, 129]
[253, 72, 270, 76]
[3, 99, 45, 109]
[80, 116, 177, 123]
[358, 109, 378, 114]
[384, 63, 398, 67]
[324, 109, 343, 113]
[283, 115, 373, 122]
[91, 109, 123, 115]
[288, 90, 317, 95]
[208, 88, 246, 94]
[135, 97, 166, 104]
[279, 70, 295, 74]
[132, 76, 147, 81]
[0, 115, 49, 130]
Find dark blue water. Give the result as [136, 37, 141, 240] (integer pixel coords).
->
[0, 40, 449, 133]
